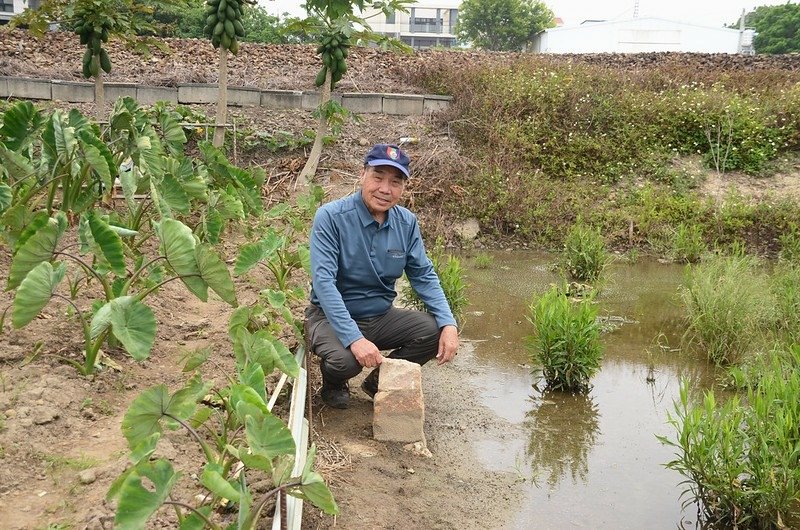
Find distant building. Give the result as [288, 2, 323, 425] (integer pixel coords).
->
[0, 0, 38, 23]
[532, 17, 755, 54]
[362, 0, 460, 49]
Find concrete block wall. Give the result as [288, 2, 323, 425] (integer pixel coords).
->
[0, 76, 452, 115]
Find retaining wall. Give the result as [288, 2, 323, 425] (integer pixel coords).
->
[0, 76, 451, 115]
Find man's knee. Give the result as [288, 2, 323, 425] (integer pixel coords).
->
[319, 350, 362, 383]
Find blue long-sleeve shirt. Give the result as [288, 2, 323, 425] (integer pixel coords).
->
[309, 191, 457, 348]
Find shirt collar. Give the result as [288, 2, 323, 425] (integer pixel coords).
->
[354, 190, 393, 228]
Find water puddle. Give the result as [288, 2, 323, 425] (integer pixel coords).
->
[462, 251, 713, 528]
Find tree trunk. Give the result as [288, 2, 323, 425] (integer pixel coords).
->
[297, 68, 333, 189]
[213, 47, 228, 148]
[94, 64, 104, 121]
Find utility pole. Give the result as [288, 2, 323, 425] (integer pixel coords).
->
[738, 8, 745, 54]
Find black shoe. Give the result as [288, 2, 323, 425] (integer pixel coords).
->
[320, 382, 350, 409]
[361, 368, 379, 399]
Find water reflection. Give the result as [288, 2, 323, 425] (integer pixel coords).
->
[525, 392, 600, 487]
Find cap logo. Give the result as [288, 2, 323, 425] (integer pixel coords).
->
[386, 146, 399, 160]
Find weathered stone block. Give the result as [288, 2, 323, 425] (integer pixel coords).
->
[382, 93, 425, 115]
[178, 83, 217, 104]
[137, 85, 178, 105]
[51, 80, 94, 103]
[372, 359, 424, 442]
[6, 77, 51, 100]
[0, 77, 8, 98]
[423, 94, 452, 114]
[342, 92, 383, 114]
[261, 89, 303, 109]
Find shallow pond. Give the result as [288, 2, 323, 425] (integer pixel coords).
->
[461, 251, 714, 529]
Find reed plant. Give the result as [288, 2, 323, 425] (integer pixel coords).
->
[525, 286, 603, 392]
[770, 263, 800, 346]
[401, 243, 468, 327]
[778, 224, 800, 264]
[562, 221, 611, 283]
[473, 252, 494, 269]
[659, 347, 800, 529]
[681, 254, 772, 365]
[670, 223, 706, 263]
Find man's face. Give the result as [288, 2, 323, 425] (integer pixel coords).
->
[360, 165, 406, 220]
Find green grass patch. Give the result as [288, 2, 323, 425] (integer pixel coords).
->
[561, 220, 610, 283]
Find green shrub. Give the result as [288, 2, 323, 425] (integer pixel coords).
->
[525, 286, 603, 392]
[401, 243, 468, 327]
[659, 348, 800, 529]
[562, 221, 610, 283]
[681, 255, 772, 365]
[778, 223, 800, 264]
[670, 223, 706, 263]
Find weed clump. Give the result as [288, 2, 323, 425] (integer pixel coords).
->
[525, 286, 603, 393]
[401, 241, 468, 328]
[562, 221, 610, 283]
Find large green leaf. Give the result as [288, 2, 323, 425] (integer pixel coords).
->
[200, 464, 240, 502]
[12, 261, 65, 328]
[195, 244, 237, 306]
[0, 144, 36, 183]
[158, 110, 187, 155]
[118, 158, 138, 208]
[201, 208, 223, 244]
[159, 174, 190, 214]
[291, 471, 339, 515]
[238, 362, 266, 403]
[121, 375, 210, 449]
[237, 447, 273, 473]
[87, 211, 126, 275]
[0, 101, 44, 151]
[256, 330, 300, 378]
[233, 232, 283, 276]
[178, 506, 212, 530]
[12, 210, 48, 254]
[245, 413, 295, 459]
[158, 219, 208, 301]
[106, 432, 162, 502]
[217, 189, 245, 220]
[0, 183, 11, 214]
[7, 214, 66, 290]
[90, 297, 157, 361]
[113, 459, 180, 530]
[83, 144, 114, 194]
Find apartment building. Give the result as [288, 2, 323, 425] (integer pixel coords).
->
[363, 0, 460, 49]
[1, 0, 40, 23]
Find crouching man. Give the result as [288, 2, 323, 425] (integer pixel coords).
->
[305, 144, 459, 409]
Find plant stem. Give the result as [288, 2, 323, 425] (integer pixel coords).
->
[246, 480, 304, 529]
[297, 67, 333, 188]
[162, 500, 220, 530]
[122, 255, 167, 296]
[53, 251, 112, 300]
[135, 273, 202, 301]
[164, 413, 215, 463]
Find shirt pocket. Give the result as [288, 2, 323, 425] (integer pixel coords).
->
[383, 249, 407, 279]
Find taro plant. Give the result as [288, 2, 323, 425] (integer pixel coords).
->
[681, 254, 773, 365]
[561, 220, 610, 283]
[525, 286, 603, 393]
[2, 212, 237, 375]
[108, 324, 339, 528]
[659, 347, 800, 529]
[232, 187, 323, 340]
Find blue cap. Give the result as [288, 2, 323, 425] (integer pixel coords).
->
[364, 143, 410, 178]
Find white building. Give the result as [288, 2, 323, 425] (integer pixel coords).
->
[362, 0, 460, 49]
[532, 17, 755, 54]
[0, 0, 38, 23]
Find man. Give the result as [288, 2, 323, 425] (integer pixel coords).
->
[305, 143, 460, 409]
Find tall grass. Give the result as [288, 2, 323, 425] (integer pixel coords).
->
[770, 264, 800, 345]
[401, 244, 468, 327]
[525, 286, 603, 392]
[659, 347, 800, 529]
[562, 221, 610, 283]
[681, 254, 772, 365]
[670, 223, 706, 263]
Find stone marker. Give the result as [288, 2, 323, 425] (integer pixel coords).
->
[372, 358, 424, 442]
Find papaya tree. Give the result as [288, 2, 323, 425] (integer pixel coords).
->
[200, 0, 248, 147]
[13, 0, 188, 118]
[295, 0, 413, 187]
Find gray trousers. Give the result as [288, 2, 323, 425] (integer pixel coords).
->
[304, 304, 440, 386]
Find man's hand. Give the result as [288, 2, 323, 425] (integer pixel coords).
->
[436, 325, 459, 365]
[350, 338, 384, 368]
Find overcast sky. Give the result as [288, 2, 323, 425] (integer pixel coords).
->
[259, 0, 796, 28]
